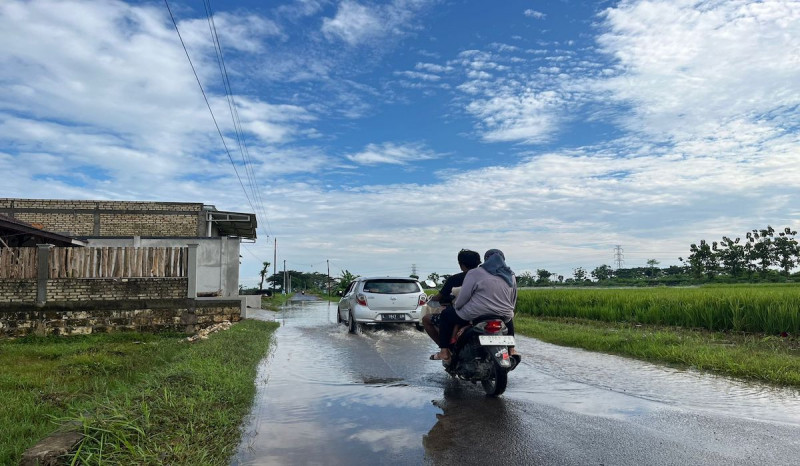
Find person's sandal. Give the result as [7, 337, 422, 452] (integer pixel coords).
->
[429, 350, 451, 362]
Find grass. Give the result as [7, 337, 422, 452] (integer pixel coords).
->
[260, 293, 292, 310]
[516, 284, 800, 334]
[0, 320, 278, 465]
[515, 315, 800, 388]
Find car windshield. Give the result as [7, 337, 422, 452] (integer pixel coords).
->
[362, 280, 419, 294]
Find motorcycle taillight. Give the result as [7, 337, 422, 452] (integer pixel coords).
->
[485, 320, 503, 333]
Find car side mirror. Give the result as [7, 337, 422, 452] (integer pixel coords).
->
[337, 290, 343, 296]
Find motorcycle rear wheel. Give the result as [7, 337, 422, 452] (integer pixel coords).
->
[481, 361, 508, 397]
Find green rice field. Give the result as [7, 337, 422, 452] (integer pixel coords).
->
[516, 284, 800, 334]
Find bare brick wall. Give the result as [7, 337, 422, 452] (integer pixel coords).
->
[0, 280, 37, 303]
[0, 199, 204, 237]
[0, 299, 242, 337]
[13, 212, 96, 235]
[46, 278, 188, 302]
[0, 278, 187, 304]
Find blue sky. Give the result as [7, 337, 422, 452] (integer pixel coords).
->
[2, 0, 799, 286]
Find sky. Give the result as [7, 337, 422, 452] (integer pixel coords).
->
[1, 0, 799, 286]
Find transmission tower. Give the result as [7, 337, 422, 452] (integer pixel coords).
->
[614, 245, 625, 269]
[411, 264, 418, 277]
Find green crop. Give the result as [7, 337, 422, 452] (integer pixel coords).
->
[515, 284, 800, 334]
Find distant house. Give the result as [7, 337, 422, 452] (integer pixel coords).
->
[0, 199, 256, 298]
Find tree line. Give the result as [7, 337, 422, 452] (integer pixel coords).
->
[426, 226, 800, 287]
[241, 226, 799, 294]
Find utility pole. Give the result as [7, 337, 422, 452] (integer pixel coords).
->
[614, 245, 625, 270]
[327, 259, 330, 296]
[283, 259, 287, 295]
[273, 238, 277, 294]
[411, 263, 418, 277]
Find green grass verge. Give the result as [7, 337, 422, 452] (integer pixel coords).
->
[260, 293, 292, 310]
[0, 320, 278, 465]
[515, 315, 800, 388]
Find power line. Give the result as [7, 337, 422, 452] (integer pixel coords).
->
[163, 0, 259, 225]
[202, 0, 273, 238]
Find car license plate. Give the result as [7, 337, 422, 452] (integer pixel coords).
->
[382, 314, 405, 321]
[479, 335, 516, 346]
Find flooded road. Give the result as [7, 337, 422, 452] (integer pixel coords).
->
[234, 300, 800, 465]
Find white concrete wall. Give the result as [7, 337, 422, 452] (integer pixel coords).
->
[84, 237, 241, 297]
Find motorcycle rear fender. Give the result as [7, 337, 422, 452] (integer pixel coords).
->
[484, 345, 513, 369]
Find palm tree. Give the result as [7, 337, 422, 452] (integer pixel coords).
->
[259, 261, 271, 291]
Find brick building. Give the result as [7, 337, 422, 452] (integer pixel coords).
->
[0, 198, 257, 297]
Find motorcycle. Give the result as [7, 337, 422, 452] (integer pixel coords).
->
[441, 316, 520, 396]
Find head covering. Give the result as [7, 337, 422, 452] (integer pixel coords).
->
[482, 249, 514, 287]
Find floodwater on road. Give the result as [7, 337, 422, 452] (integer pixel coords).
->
[234, 300, 800, 465]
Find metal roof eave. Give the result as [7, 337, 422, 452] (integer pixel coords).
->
[0, 215, 87, 247]
[206, 211, 257, 240]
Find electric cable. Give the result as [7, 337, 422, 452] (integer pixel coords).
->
[163, 0, 259, 224]
[203, 0, 273, 237]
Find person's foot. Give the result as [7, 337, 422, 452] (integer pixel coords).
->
[429, 348, 451, 362]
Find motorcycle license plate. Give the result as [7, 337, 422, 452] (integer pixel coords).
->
[382, 314, 405, 321]
[479, 335, 516, 346]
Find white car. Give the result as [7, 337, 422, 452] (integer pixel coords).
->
[337, 277, 427, 333]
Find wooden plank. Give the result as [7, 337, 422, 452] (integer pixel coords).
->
[84, 249, 91, 278]
[134, 248, 142, 277]
[126, 247, 134, 277]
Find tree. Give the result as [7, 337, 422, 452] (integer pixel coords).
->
[573, 267, 588, 281]
[427, 272, 440, 285]
[332, 270, 360, 295]
[746, 226, 774, 276]
[687, 240, 718, 279]
[773, 227, 799, 276]
[517, 271, 535, 287]
[536, 269, 552, 284]
[717, 236, 747, 278]
[591, 264, 613, 281]
[259, 261, 271, 290]
[645, 259, 660, 278]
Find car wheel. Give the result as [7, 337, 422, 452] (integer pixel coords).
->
[348, 311, 361, 334]
[336, 309, 343, 324]
[415, 323, 424, 332]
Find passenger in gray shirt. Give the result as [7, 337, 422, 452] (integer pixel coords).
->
[431, 249, 517, 362]
[453, 249, 517, 322]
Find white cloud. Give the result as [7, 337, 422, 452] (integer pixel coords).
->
[345, 142, 443, 165]
[178, 12, 283, 53]
[415, 62, 453, 73]
[321, 0, 433, 46]
[597, 0, 800, 140]
[524, 9, 546, 19]
[394, 70, 441, 81]
[465, 90, 564, 144]
[322, 1, 382, 45]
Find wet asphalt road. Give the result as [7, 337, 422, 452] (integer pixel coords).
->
[233, 299, 800, 465]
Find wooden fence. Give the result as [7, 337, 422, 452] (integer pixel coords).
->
[0, 247, 188, 279]
[0, 247, 37, 279]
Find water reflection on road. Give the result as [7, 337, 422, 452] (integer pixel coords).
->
[233, 300, 800, 466]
